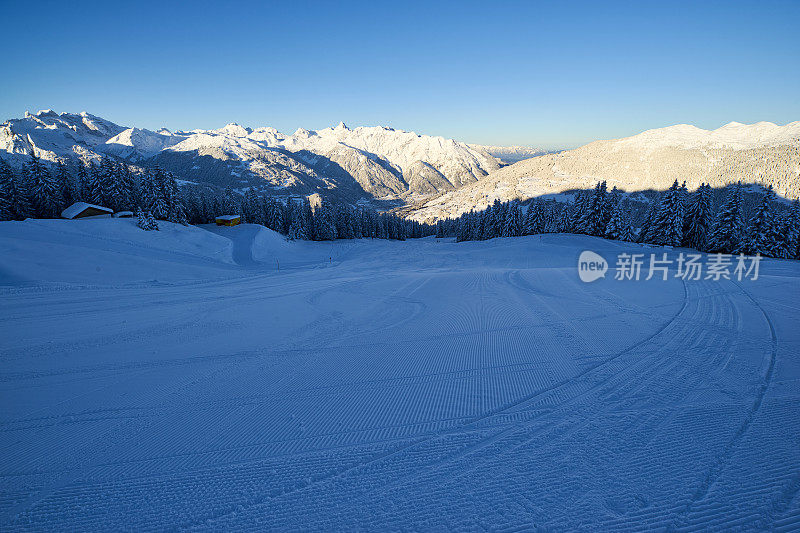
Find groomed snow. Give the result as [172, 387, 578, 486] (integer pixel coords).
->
[0, 220, 798, 530]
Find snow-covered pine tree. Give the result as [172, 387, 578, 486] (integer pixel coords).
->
[353, 208, 363, 239]
[568, 191, 590, 233]
[502, 201, 522, 237]
[286, 200, 306, 240]
[602, 186, 621, 232]
[159, 171, 187, 224]
[303, 200, 316, 240]
[220, 186, 238, 216]
[314, 198, 336, 240]
[637, 193, 660, 243]
[768, 211, 792, 259]
[542, 203, 560, 233]
[604, 199, 632, 241]
[269, 200, 285, 232]
[121, 163, 137, 209]
[242, 188, 259, 224]
[737, 185, 777, 256]
[577, 181, 608, 236]
[26, 154, 63, 218]
[456, 212, 472, 242]
[136, 207, 149, 230]
[86, 162, 104, 206]
[707, 183, 744, 254]
[282, 198, 295, 233]
[146, 210, 159, 231]
[646, 180, 684, 246]
[0, 159, 17, 220]
[0, 158, 33, 220]
[54, 162, 75, 208]
[76, 162, 89, 202]
[789, 200, 800, 260]
[681, 183, 713, 251]
[98, 157, 118, 209]
[556, 202, 573, 233]
[523, 200, 542, 235]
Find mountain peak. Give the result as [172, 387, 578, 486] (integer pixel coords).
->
[218, 123, 251, 137]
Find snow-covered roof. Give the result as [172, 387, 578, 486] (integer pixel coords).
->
[61, 202, 113, 219]
[215, 214, 241, 221]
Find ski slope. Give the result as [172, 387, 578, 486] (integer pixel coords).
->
[1, 220, 799, 530]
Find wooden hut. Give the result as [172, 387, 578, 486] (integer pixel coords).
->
[61, 202, 113, 219]
[215, 215, 241, 226]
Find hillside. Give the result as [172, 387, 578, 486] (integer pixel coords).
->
[408, 121, 800, 222]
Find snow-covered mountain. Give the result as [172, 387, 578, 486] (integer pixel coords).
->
[471, 145, 560, 165]
[408, 121, 800, 222]
[0, 110, 499, 203]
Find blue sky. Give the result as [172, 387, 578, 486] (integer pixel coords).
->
[2, 0, 798, 148]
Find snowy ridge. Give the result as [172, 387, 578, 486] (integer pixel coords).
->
[0, 110, 498, 202]
[613, 121, 800, 151]
[471, 144, 559, 164]
[102, 127, 186, 160]
[408, 121, 800, 222]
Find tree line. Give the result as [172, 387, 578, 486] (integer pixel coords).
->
[0, 154, 434, 241]
[440, 180, 800, 260]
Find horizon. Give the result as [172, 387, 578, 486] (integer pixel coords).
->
[6, 108, 798, 152]
[3, 1, 799, 149]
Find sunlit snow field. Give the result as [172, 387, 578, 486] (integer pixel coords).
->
[1, 219, 798, 530]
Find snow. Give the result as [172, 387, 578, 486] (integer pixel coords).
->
[0, 218, 235, 285]
[102, 127, 185, 159]
[616, 120, 800, 151]
[0, 219, 798, 529]
[60, 202, 113, 219]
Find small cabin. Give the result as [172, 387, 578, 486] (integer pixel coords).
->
[113, 211, 134, 218]
[61, 202, 113, 219]
[215, 214, 241, 226]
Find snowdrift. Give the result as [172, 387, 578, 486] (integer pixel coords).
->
[0, 218, 236, 286]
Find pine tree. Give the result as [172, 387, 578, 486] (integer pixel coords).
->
[789, 200, 800, 260]
[637, 193, 661, 243]
[577, 181, 608, 236]
[568, 191, 590, 233]
[646, 180, 685, 246]
[76, 163, 90, 202]
[136, 207, 149, 230]
[314, 198, 336, 240]
[605, 200, 633, 241]
[269, 200, 285, 232]
[0, 159, 19, 220]
[146, 211, 159, 230]
[502, 201, 522, 237]
[121, 163, 137, 209]
[99, 157, 118, 209]
[737, 185, 778, 256]
[26, 154, 62, 218]
[523, 200, 542, 235]
[86, 162, 104, 206]
[707, 183, 745, 254]
[54, 162, 75, 209]
[682, 183, 713, 251]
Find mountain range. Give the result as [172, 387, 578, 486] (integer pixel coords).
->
[2, 111, 798, 222]
[0, 110, 500, 205]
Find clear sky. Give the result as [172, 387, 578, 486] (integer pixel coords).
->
[3, 0, 799, 148]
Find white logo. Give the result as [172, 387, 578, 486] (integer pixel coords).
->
[578, 250, 608, 282]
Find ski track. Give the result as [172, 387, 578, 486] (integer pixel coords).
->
[0, 233, 798, 530]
